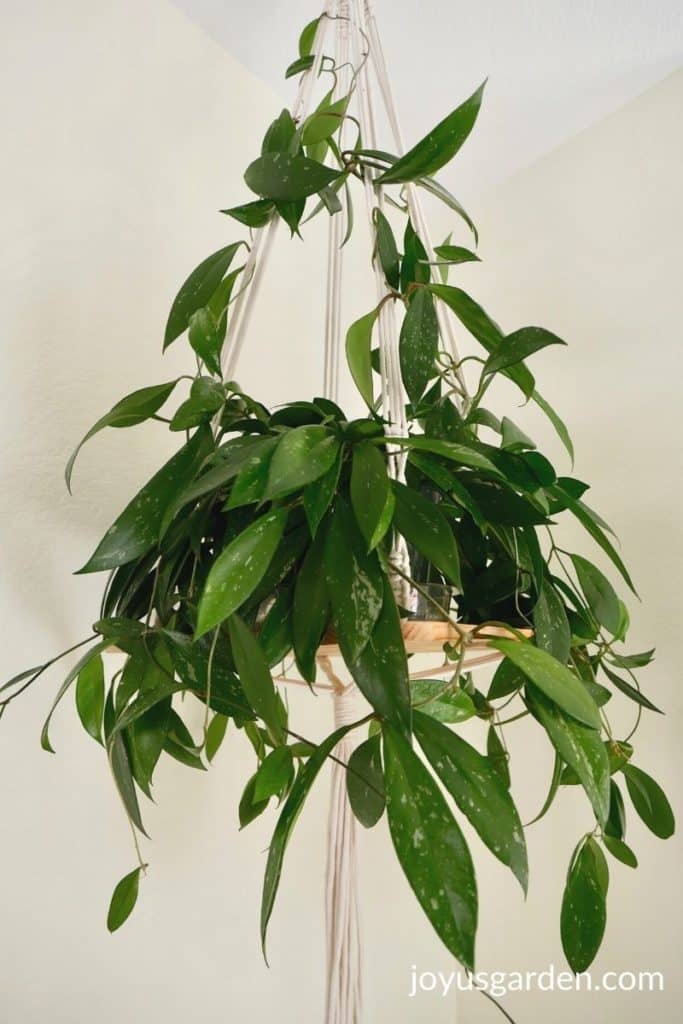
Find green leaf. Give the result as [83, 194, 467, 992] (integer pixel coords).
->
[350, 442, 394, 550]
[391, 435, 502, 478]
[169, 377, 224, 431]
[205, 714, 229, 762]
[561, 837, 608, 972]
[302, 97, 347, 146]
[374, 208, 400, 289]
[392, 482, 462, 590]
[599, 662, 662, 714]
[229, 615, 285, 745]
[532, 390, 574, 464]
[608, 648, 654, 669]
[383, 724, 477, 971]
[533, 577, 571, 663]
[292, 529, 330, 682]
[399, 288, 439, 404]
[490, 641, 601, 729]
[346, 735, 385, 828]
[239, 773, 270, 827]
[261, 108, 297, 155]
[110, 730, 148, 836]
[164, 243, 244, 349]
[129, 700, 171, 795]
[298, 16, 320, 57]
[414, 711, 528, 893]
[261, 722, 356, 957]
[285, 55, 315, 79]
[602, 834, 638, 868]
[527, 689, 610, 826]
[345, 307, 378, 408]
[188, 307, 222, 375]
[195, 508, 287, 637]
[41, 642, 107, 753]
[548, 485, 636, 594]
[65, 380, 179, 492]
[78, 427, 211, 574]
[622, 765, 675, 839]
[253, 746, 294, 802]
[221, 198, 275, 228]
[527, 752, 562, 825]
[245, 152, 340, 202]
[432, 244, 480, 265]
[264, 426, 339, 499]
[486, 725, 511, 789]
[377, 81, 485, 185]
[487, 658, 525, 700]
[570, 555, 621, 635]
[463, 479, 548, 526]
[225, 436, 278, 509]
[107, 867, 142, 933]
[348, 581, 412, 738]
[400, 220, 430, 292]
[303, 446, 342, 536]
[324, 499, 383, 663]
[605, 779, 626, 839]
[410, 681, 476, 723]
[75, 652, 105, 745]
[484, 327, 566, 377]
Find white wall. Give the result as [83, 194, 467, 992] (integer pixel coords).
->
[1, 1, 681, 1021]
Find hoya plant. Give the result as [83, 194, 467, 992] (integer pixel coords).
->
[3, 11, 673, 987]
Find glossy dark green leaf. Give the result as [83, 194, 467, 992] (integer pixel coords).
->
[195, 509, 287, 637]
[487, 658, 525, 700]
[622, 765, 675, 839]
[561, 837, 608, 973]
[169, 377, 224, 431]
[486, 725, 511, 789]
[345, 307, 378, 408]
[110, 730, 148, 836]
[188, 307, 222, 375]
[303, 446, 342, 536]
[75, 651, 105, 745]
[259, 588, 293, 667]
[399, 288, 439, 404]
[415, 711, 528, 892]
[245, 152, 340, 202]
[41, 642, 107, 753]
[292, 530, 329, 682]
[65, 380, 179, 492]
[500, 417, 536, 452]
[377, 81, 485, 185]
[324, 499, 383, 663]
[400, 221, 430, 292]
[346, 735, 385, 828]
[107, 867, 142, 933]
[392, 435, 502, 478]
[225, 436, 278, 509]
[602, 834, 638, 868]
[527, 751, 562, 825]
[261, 722, 356, 956]
[374, 208, 400, 289]
[600, 662, 662, 714]
[350, 442, 393, 550]
[239, 774, 270, 827]
[348, 581, 411, 738]
[264, 426, 339, 499]
[253, 746, 294, 802]
[533, 577, 571, 663]
[383, 724, 477, 970]
[490, 641, 601, 729]
[484, 327, 566, 376]
[549, 485, 636, 595]
[605, 779, 626, 839]
[164, 243, 244, 348]
[527, 689, 609, 826]
[285, 55, 315, 79]
[205, 713, 229, 762]
[221, 198, 275, 228]
[532, 390, 574, 464]
[229, 614, 286, 745]
[393, 482, 462, 590]
[79, 428, 211, 574]
[128, 699, 171, 795]
[608, 648, 654, 669]
[570, 554, 621, 635]
[410, 681, 476, 723]
[463, 479, 548, 526]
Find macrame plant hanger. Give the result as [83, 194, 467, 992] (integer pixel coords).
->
[218, 4, 522, 1020]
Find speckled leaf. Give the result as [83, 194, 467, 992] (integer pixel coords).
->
[484, 326, 566, 377]
[245, 152, 340, 202]
[533, 577, 571, 663]
[490, 641, 601, 729]
[261, 722, 356, 957]
[229, 614, 285, 745]
[393, 482, 462, 590]
[164, 242, 244, 348]
[399, 288, 439, 404]
[561, 837, 608, 973]
[225, 437, 278, 509]
[410, 681, 476, 724]
[324, 499, 383, 664]
[527, 689, 610, 826]
[350, 442, 393, 550]
[383, 724, 478, 971]
[346, 735, 385, 828]
[78, 427, 211, 574]
[195, 508, 287, 637]
[414, 711, 528, 892]
[264, 426, 339, 499]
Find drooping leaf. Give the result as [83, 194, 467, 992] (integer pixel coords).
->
[602, 835, 638, 868]
[302, 97, 348, 146]
[239, 773, 270, 827]
[261, 722, 356, 956]
[377, 81, 485, 185]
[532, 390, 574, 464]
[41, 642, 107, 753]
[570, 554, 621, 636]
[107, 867, 142, 933]
[526, 751, 563, 825]
[399, 288, 439, 405]
[432, 244, 480, 265]
[225, 436, 278, 509]
[622, 765, 675, 839]
[561, 837, 608, 973]
[187, 307, 223, 375]
[483, 327, 566, 377]
[128, 699, 171, 795]
[599, 662, 662, 713]
[221, 198, 275, 228]
[605, 779, 626, 840]
[164, 243, 244, 348]
[383, 724, 478, 971]
[374, 208, 400, 290]
[486, 725, 511, 789]
[410, 681, 476, 724]
[65, 380, 179, 492]
[350, 442, 393, 551]
[75, 651, 105, 745]
[533, 577, 571, 664]
[195, 509, 287, 637]
[391, 435, 502, 478]
[78, 428, 211, 574]
[346, 734, 385, 828]
[414, 712, 528, 892]
[253, 746, 294, 803]
[392, 482, 462, 590]
[487, 658, 526, 700]
[298, 16, 320, 57]
[303, 446, 342, 536]
[292, 529, 330, 682]
[490, 641, 601, 729]
[345, 307, 378, 408]
[264, 426, 339, 499]
[109, 731, 148, 836]
[400, 220, 430, 292]
[245, 152, 340, 202]
[205, 713, 229, 762]
[548, 486, 636, 594]
[228, 615, 285, 745]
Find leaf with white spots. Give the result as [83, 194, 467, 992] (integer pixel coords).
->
[264, 426, 339, 500]
[383, 724, 478, 971]
[244, 152, 341, 202]
[414, 711, 528, 893]
[561, 837, 608, 973]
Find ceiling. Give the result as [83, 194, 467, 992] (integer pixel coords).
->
[171, 0, 682, 195]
